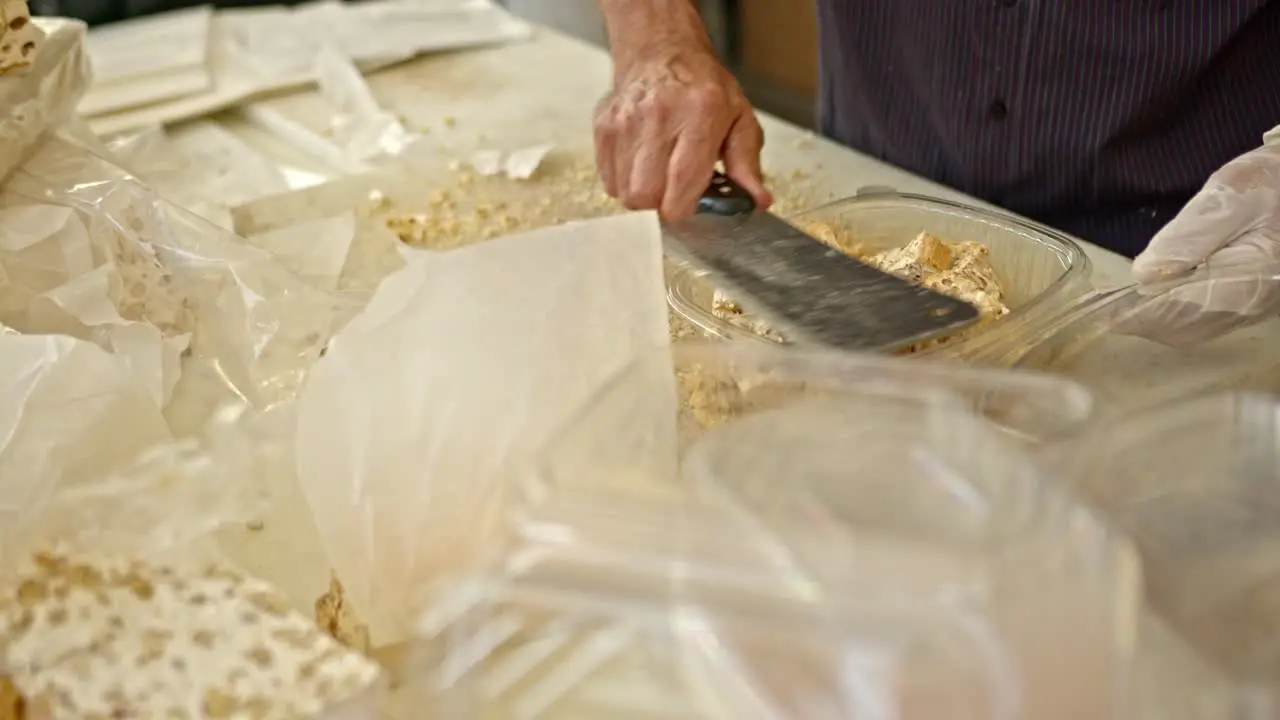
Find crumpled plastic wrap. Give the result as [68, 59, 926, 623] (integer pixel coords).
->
[0, 330, 170, 561]
[0, 17, 90, 185]
[0, 132, 348, 435]
[2, 402, 279, 570]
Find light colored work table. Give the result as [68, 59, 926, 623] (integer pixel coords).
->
[198, 24, 1259, 718]
[224, 25, 1132, 282]
[217, 22, 1280, 416]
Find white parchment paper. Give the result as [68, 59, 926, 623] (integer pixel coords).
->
[293, 210, 670, 644]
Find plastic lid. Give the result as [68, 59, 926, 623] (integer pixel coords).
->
[1049, 392, 1280, 685]
[678, 398, 1137, 720]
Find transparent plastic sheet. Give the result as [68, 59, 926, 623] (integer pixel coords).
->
[0, 18, 90, 185]
[0, 132, 352, 436]
[97, 121, 293, 231]
[1044, 393, 1280, 715]
[963, 262, 1280, 416]
[515, 342, 1137, 719]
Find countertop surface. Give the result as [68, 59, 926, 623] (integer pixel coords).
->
[201, 24, 1256, 717]
[227, 25, 1133, 279]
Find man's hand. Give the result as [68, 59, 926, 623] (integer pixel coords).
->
[595, 1, 771, 220]
[1122, 139, 1280, 346]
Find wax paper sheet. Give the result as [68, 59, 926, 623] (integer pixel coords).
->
[293, 210, 670, 645]
[78, 5, 213, 117]
[85, 0, 534, 136]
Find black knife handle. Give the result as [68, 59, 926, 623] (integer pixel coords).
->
[696, 171, 757, 216]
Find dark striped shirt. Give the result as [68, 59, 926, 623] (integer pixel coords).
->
[815, 0, 1280, 257]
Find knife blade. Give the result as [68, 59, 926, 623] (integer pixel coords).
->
[662, 172, 980, 352]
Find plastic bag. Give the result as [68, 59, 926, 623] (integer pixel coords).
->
[0, 131, 350, 435]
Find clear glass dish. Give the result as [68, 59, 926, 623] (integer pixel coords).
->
[666, 190, 1092, 356]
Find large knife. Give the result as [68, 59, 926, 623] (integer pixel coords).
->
[662, 172, 980, 352]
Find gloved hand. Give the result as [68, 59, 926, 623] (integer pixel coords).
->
[1122, 132, 1280, 346]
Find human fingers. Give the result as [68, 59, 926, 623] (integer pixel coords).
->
[593, 95, 620, 198]
[660, 101, 733, 219]
[1115, 243, 1280, 346]
[1134, 146, 1280, 283]
[721, 111, 772, 210]
[623, 125, 676, 211]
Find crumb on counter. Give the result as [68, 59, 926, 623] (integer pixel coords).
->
[315, 573, 371, 655]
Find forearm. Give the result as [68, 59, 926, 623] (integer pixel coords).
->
[1266, 125, 1279, 146]
[597, 0, 712, 67]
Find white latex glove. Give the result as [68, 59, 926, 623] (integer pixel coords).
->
[1123, 130, 1280, 346]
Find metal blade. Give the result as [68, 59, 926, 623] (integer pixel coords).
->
[663, 208, 980, 352]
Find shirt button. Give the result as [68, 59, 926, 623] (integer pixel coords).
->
[989, 98, 1009, 120]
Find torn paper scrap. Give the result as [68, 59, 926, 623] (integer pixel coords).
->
[468, 145, 554, 180]
[504, 143, 553, 180]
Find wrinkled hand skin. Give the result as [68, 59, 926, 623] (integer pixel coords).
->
[1118, 143, 1280, 346]
[594, 41, 772, 220]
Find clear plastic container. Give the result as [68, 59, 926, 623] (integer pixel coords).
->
[526, 341, 1098, 511]
[666, 190, 1092, 356]
[967, 263, 1280, 415]
[1045, 392, 1280, 703]
[681, 400, 1138, 720]
[498, 342, 1136, 719]
[417, 536, 1030, 719]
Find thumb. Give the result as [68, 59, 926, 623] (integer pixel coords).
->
[1133, 189, 1242, 283]
[721, 112, 773, 210]
[1133, 151, 1277, 283]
